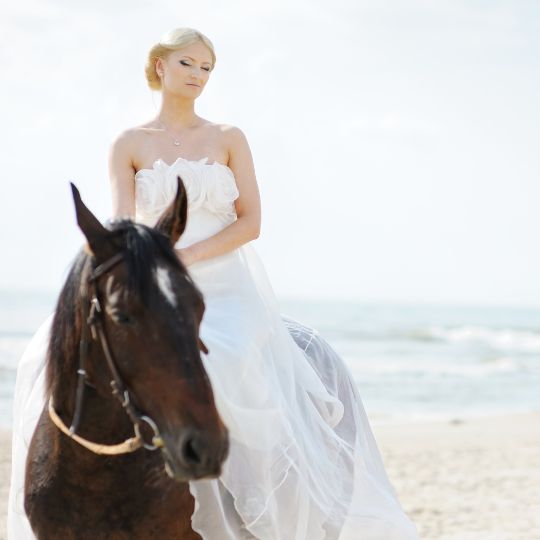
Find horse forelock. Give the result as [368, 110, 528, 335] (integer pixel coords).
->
[121, 222, 183, 304]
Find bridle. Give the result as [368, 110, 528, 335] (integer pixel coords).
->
[48, 250, 165, 455]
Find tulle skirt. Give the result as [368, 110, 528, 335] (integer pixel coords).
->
[7, 242, 419, 539]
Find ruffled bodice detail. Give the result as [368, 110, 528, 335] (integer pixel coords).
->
[134, 156, 240, 227]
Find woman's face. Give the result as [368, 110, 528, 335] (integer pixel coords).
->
[157, 41, 213, 97]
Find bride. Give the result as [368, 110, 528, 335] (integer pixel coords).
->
[8, 27, 419, 539]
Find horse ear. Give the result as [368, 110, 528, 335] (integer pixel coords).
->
[70, 182, 113, 257]
[154, 176, 188, 246]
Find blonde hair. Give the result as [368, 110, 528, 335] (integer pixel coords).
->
[144, 27, 216, 91]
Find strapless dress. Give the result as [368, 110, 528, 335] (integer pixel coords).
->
[7, 156, 419, 540]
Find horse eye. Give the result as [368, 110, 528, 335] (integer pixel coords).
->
[110, 311, 133, 325]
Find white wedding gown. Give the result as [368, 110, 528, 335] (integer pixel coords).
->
[8, 156, 419, 539]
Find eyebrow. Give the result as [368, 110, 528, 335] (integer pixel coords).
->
[181, 55, 211, 66]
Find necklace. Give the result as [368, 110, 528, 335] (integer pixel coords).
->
[157, 118, 181, 146]
[157, 117, 200, 147]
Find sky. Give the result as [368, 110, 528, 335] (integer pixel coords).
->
[1, 0, 539, 307]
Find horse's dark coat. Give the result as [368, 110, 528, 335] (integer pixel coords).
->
[25, 179, 228, 539]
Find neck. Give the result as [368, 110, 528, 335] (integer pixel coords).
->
[157, 93, 200, 130]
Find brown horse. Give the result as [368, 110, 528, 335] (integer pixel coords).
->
[24, 178, 229, 539]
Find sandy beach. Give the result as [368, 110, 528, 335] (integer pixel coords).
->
[373, 413, 540, 540]
[1, 412, 539, 539]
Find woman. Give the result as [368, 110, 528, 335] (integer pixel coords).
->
[8, 27, 419, 539]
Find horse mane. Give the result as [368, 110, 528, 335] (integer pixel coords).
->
[45, 218, 190, 402]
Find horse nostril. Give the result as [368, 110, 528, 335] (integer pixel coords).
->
[183, 434, 201, 465]
[178, 429, 227, 474]
[181, 430, 207, 466]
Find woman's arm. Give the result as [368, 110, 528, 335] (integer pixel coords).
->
[107, 125, 260, 264]
[178, 126, 261, 266]
[108, 130, 136, 220]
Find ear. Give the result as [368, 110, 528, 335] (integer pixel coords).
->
[70, 182, 114, 258]
[155, 57, 162, 75]
[154, 176, 188, 247]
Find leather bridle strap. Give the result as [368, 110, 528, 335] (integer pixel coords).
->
[70, 251, 127, 435]
[48, 396, 142, 455]
[48, 250, 164, 455]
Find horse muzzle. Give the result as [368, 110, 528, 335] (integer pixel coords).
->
[161, 427, 229, 481]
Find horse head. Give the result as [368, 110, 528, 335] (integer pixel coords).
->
[49, 177, 229, 482]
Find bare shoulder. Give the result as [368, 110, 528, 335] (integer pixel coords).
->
[108, 123, 158, 168]
[204, 122, 247, 142]
[216, 124, 252, 163]
[217, 123, 248, 143]
[108, 126, 141, 158]
[117, 122, 161, 142]
[109, 126, 138, 147]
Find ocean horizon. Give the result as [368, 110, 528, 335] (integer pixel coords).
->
[1, 288, 539, 429]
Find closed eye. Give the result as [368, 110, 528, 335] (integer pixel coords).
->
[180, 60, 211, 71]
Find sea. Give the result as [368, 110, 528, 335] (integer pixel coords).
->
[1, 289, 539, 429]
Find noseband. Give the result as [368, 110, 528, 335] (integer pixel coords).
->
[48, 250, 164, 455]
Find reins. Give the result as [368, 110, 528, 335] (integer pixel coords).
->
[48, 250, 165, 455]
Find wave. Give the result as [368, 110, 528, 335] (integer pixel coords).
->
[326, 324, 540, 355]
[345, 355, 528, 377]
[417, 325, 540, 352]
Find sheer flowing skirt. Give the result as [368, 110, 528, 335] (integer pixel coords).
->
[7, 242, 419, 539]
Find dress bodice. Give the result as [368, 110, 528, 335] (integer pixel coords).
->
[134, 156, 240, 249]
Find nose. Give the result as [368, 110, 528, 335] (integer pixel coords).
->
[190, 66, 206, 79]
[167, 427, 229, 479]
[182, 429, 207, 465]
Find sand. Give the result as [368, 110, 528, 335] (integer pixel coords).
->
[372, 413, 540, 540]
[1, 413, 539, 540]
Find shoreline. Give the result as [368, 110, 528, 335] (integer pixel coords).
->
[2, 412, 539, 540]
